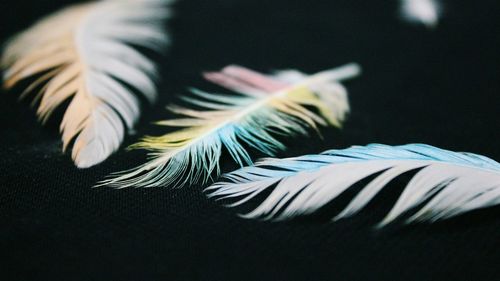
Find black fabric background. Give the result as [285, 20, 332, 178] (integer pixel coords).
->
[1, 0, 499, 280]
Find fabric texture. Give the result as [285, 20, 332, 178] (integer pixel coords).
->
[1, 0, 499, 280]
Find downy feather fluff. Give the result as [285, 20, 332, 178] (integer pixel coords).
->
[1, 0, 171, 168]
[207, 144, 500, 226]
[400, 0, 441, 28]
[98, 63, 361, 188]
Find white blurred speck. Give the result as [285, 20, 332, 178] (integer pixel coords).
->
[401, 0, 441, 28]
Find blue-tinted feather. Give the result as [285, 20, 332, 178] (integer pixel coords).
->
[207, 144, 500, 225]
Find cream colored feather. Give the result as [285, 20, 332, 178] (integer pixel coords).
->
[1, 0, 171, 168]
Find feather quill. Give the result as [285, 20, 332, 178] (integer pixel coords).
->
[1, 0, 171, 168]
[207, 144, 500, 226]
[98, 63, 360, 188]
[400, 0, 441, 28]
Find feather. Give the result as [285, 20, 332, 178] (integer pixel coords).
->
[400, 0, 440, 28]
[1, 0, 171, 168]
[207, 144, 500, 227]
[98, 63, 361, 188]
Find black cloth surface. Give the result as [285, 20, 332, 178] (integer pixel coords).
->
[1, 0, 499, 280]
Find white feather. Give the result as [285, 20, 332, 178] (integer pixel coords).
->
[2, 0, 171, 168]
[207, 144, 500, 227]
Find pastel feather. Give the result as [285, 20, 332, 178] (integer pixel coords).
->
[1, 0, 171, 168]
[98, 63, 360, 188]
[207, 144, 500, 227]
